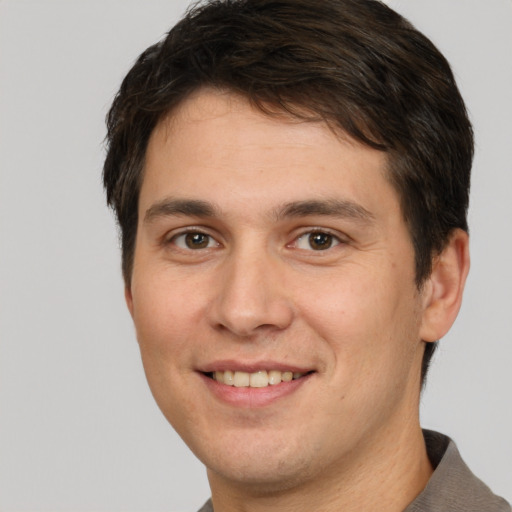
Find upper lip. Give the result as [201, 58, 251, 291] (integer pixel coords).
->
[198, 359, 315, 374]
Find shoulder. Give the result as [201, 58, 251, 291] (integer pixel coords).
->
[405, 430, 511, 512]
[197, 499, 213, 512]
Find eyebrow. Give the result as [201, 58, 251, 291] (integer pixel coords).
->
[144, 198, 219, 223]
[274, 199, 375, 224]
[143, 197, 375, 225]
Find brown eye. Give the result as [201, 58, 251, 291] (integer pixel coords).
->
[294, 231, 340, 251]
[173, 232, 217, 250]
[308, 232, 334, 250]
[185, 233, 210, 249]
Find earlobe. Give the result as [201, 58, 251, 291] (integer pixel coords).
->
[419, 229, 470, 342]
[125, 285, 134, 318]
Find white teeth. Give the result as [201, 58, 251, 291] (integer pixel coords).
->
[250, 371, 268, 388]
[234, 371, 250, 387]
[212, 369, 306, 387]
[224, 370, 235, 386]
[268, 370, 282, 385]
[282, 371, 293, 382]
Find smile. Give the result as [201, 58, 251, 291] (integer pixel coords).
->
[210, 370, 308, 388]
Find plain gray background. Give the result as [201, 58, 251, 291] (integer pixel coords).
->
[0, 0, 510, 510]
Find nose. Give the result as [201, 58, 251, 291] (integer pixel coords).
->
[208, 245, 294, 337]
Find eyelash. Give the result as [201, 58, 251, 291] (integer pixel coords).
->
[165, 227, 346, 252]
[167, 229, 220, 250]
[292, 230, 344, 251]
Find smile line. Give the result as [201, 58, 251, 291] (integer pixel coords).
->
[206, 369, 313, 388]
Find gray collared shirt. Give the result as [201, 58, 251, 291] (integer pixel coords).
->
[404, 430, 510, 511]
[197, 430, 510, 511]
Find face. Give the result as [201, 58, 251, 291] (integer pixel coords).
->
[127, 89, 430, 493]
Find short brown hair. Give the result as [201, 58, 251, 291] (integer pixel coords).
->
[103, 0, 473, 382]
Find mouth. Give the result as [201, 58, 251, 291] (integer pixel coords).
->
[204, 369, 314, 388]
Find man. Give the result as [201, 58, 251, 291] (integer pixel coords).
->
[103, 0, 511, 510]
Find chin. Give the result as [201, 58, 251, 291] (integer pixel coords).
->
[187, 428, 323, 493]
[205, 455, 318, 494]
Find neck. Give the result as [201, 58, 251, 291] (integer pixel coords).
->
[207, 421, 433, 512]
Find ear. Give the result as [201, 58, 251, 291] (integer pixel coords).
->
[419, 229, 470, 342]
[125, 284, 134, 318]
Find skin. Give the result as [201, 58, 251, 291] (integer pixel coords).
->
[126, 89, 470, 512]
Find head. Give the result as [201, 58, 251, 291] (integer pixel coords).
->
[104, 0, 473, 496]
[103, 0, 473, 387]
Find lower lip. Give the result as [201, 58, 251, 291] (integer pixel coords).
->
[199, 373, 313, 408]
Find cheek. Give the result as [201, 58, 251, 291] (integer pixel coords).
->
[130, 273, 201, 366]
[296, 263, 420, 372]
[129, 277, 205, 424]
[297, 268, 388, 339]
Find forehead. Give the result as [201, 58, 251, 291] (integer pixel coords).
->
[141, 89, 400, 224]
